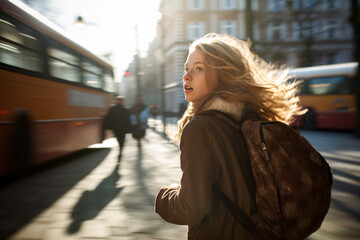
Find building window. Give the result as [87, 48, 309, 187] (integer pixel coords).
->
[292, 0, 317, 10]
[253, 22, 260, 41]
[220, 0, 235, 9]
[267, 23, 285, 41]
[292, 21, 317, 41]
[188, 0, 204, 10]
[307, 0, 317, 8]
[268, 0, 285, 11]
[252, 0, 259, 10]
[323, 0, 339, 10]
[239, 0, 259, 10]
[220, 21, 236, 36]
[326, 20, 339, 39]
[188, 22, 205, 40]
[300, 21, 317, 39]
[343, 23, 353, 40]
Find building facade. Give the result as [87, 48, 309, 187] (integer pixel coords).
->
[256, 0, 354, 67]
[124, 0, 356, 115]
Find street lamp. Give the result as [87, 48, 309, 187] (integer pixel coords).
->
[74, 16, 86, 29]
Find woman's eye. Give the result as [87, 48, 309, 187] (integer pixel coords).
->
[196, 67, 203, 71]
[184, 68, 189, 73]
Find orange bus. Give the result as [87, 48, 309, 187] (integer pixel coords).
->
[0, 0, 115, 178]
[289, 62, 358, 130]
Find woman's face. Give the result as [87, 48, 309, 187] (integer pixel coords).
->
[182, 49, 219, 103]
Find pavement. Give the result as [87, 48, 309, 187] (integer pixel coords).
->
[0, 119, 186, 240]
[0, 118, 359, 240]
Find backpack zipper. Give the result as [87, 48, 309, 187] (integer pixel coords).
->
[261, 142, 270, 161]
[259, 123, 270, 161]
[259, 122, 284, 215]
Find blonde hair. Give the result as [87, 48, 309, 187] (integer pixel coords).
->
[174, 33, 304, 142]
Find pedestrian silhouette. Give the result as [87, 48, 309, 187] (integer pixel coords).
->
[103, 96, 130, 159]
[130, 98, 147, 148]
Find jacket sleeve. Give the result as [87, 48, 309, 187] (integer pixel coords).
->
[155, 117, 220, 225]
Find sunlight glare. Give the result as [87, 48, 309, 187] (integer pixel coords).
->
[51, 0, 161, 78]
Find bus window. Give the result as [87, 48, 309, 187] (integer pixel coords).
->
[0, 13, 42, 72]
[288, 62, 357, 130]
[83, 59, 102, 88]
[47, 41, 81, 82]
[308, 76, 352, 95]
[0, 0, 116, 179]
[103, 70, 115, 92]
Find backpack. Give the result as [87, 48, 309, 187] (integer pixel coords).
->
[207, 110, 333, 240]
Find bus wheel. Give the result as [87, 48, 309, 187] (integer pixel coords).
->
[302, 108, 316, 130]
[11, 110, 33, 177]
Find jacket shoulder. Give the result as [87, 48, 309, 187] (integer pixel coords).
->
[187, 112, 241, 132]
[182, 113, 238, 146]
[187, 113, 226, 128]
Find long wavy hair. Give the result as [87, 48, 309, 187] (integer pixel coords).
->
[173, 33, 305, 142]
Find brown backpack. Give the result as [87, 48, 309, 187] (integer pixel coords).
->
[207, 110, 333, 240]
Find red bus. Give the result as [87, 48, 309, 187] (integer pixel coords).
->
[0, 0, 115, 178]
[289, 62, 358, 130]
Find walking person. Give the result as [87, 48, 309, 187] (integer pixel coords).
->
[155, 33, 304, 239]
[139, 106, 150, 138]
[104, 96, 130, 159]
[131, 98, 147, 147]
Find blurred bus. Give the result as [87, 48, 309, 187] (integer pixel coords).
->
[289, 62, 358, 130]
[0, 0, 115, 178]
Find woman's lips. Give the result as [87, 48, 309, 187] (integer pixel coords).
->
[184, 85, 193, 93]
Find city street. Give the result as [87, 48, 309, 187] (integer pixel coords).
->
[0, 120, 359, 240]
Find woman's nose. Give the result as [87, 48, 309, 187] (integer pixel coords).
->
[183, 71, 191, 81]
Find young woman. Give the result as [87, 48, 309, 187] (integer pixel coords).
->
[155, 33, 304, 239]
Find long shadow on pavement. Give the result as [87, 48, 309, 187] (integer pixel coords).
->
[135, 144, 156, 206]
[330, 167, 360, 221]
[0, 147, 111, 239]
[67, 159, 123, 233]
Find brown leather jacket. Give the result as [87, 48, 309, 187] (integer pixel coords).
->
[155, 100, 257, 240]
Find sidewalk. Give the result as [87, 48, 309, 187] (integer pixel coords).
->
[147, 117, 178, 137]
[1, 118, 359, 239]
[1, 121, 187, 240]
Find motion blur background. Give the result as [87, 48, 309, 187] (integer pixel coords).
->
[19, 0, 161, 85]
[1, 1, 359, 239]
[17, 0, 360, 110]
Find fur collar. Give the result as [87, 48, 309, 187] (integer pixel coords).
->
[203, 98, 244, 121]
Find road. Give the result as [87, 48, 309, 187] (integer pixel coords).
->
[0, 120, 359, 239]
[301, 129, 360, 240]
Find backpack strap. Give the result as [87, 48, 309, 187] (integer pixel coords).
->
[200, 110, 258, 233]
[200, 110, 256, 199]
[213, 183, 256, 233]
